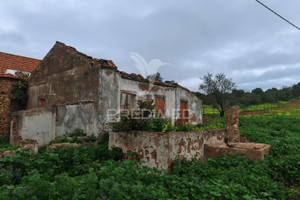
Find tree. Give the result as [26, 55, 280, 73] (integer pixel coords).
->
[165, 80, 175, 84]
[147, 72, 163, 82]
[292, 82, 300, 98]
[265, 88, 279, 103]
[199, 73, 236, 117]
[230, 89, 246, 105]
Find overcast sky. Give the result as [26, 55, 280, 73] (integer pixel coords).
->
[1, 0, 300, 92]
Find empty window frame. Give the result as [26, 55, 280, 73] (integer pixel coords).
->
[120, 91, 137, 112]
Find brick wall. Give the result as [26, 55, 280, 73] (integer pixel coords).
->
[0, 78, 17, 138]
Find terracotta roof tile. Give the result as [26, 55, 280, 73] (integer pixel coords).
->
[56, 41, 117, 69]
[0, 52, 40, 79]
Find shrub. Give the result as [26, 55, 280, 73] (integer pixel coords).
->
[22, 170, 53, 199]
[113, 113, 148, 132]
[69, 129, 86, 137]
[54, 173, 78, 199]
[70, 136, 83, 144]
[137, 98, 155, 118]
[10, 75, 29, 110]
[84, 134, 97, 143]
[176, 122, 196, 131]
[146, 117, 166, 132]
[49, 136, 70, 145]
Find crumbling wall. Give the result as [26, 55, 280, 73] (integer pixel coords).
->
[56, 103, 98, 136]
[0, 78, 17, 138]
[10, 107, 56, 146]
[109, 129, 225, 170]
[205, 106, 271, 161]
[118, 76, 176, 120]
[100, 69, 119, 129]
[176, 87, 202, 125]
[28, 42, 100, 110]
[225, 105, 240, 142]
[25, 42, 100, 135]
[168, 130, 225, 162]
[101, 68, 202, 127]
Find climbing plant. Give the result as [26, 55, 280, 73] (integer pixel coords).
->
[10, 74, 29, 110]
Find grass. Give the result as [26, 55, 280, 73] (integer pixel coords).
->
[262, 102, 300, 118]
[203, 100, 292, 115]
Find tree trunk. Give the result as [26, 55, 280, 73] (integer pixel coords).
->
[220, 110, 225, 117]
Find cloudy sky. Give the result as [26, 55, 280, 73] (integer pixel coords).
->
[1, 0, 300, 92]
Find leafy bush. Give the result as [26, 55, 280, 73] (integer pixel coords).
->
[146, 117, 168, 132]
[84, 134, 97, 143]
[70, 136, 83, 144]
[137, 98, 155, 118]
[49, 136, 70, 145]
[69, 129, 86, 137]
[0, 145, 21, 153]
[10, 75, 29, 110]
[113, 113, 149, 132]
[54, 173, 78, 199]
[176, 122, 195, 131]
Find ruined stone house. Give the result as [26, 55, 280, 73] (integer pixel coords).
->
[0, 52, 40, 138]
[11, 42, 202, 146]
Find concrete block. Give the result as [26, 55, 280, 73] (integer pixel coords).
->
[204, 142, 271, 162]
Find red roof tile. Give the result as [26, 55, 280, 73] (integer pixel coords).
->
[0, 52, 40, 79]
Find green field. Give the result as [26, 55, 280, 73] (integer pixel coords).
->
[0, 104, 300, 199]
[203, 100, 292, 115]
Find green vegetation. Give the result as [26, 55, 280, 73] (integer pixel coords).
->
[263, 102, 300, 118]
[84, 134, 97, 143]
[1, 104, 300, 199]
[49, 136, 70, 145]
[114, 98, 225, 132]
[114, 114, 225, 133]
[69, 129, 87, 137]
[203, 100, 292, 115]
[195, 81, 300, 116]
[10, 75, 29, 110]
[0, 145, 21, 154]
[199, 72, 236, 117]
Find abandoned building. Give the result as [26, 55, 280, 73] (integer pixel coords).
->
[0, 52, 40, 138]
[10, 41, 202, 146]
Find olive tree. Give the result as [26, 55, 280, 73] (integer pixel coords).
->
[199, 73, 236, 117]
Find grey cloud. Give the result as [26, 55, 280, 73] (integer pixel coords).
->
[1, 0, 300, 92]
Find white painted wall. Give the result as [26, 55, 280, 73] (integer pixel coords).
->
[56, 104, 98, 136]
[101, 68, 202, 126]
[17, 108, 56, 146]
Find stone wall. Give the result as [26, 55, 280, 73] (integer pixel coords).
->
[109, 129, 225, 170]
[56, 103, 98, 136]
[10, 107, 56, 146]
[27, 42, 100, 110]
[225, 105, 240, 142]
[0, 78, 17, 138]
[25, 42, 100, 136]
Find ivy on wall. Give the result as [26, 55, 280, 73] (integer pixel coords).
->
[10, 75, 29, 110]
